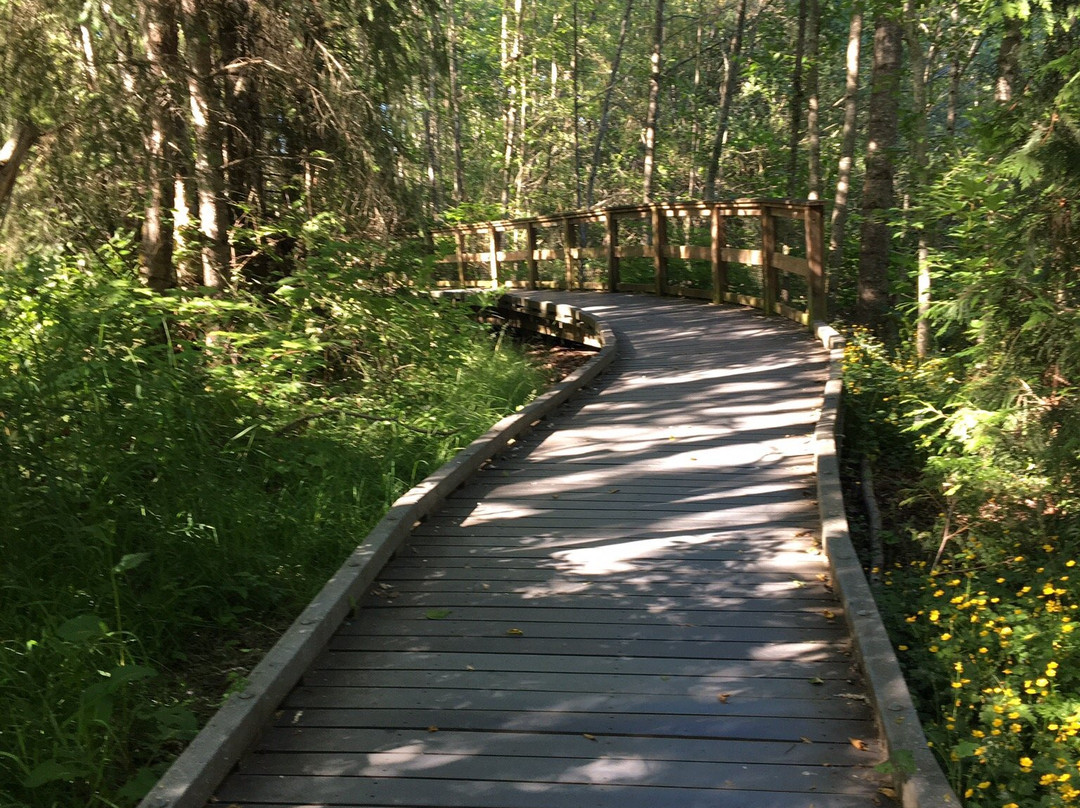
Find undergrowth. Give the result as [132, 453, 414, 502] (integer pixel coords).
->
[843, 329, 1080, 808]
[0, 235, 547, 807]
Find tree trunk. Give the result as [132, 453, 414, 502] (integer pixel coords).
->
[904, 0, 931, 357]
[805, 0, 821, 200]
[500, 0, 523, 215]
[856, 12, 902, 336]
[219, 0, 265, 223]
[641, 0, 664, 202]
[785, 0, 808, 198]
[995, 14, 1022, 103]
[139, 0, 180, 291]
[586, 0, 633, 207]
[182, 0, 231, 290]
[0, 120, 41, 228]
[704, 0, 748, 200]
[447, 0, 466, 204]
[828, 1, 862, 274]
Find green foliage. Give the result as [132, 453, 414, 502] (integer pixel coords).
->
[0, 236, 546, 807]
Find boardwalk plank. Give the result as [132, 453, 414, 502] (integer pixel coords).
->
[204, 294, 890, 808]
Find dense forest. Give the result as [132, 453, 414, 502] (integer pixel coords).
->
[1, 0, 1079, 806]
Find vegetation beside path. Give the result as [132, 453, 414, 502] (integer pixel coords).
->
[0, 236, 549, 808]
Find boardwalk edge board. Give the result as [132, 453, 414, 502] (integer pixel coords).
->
[812, 321, 960, 808]
[136, 295, 616, 808]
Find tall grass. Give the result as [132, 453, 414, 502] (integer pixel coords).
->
[0, 237, 546, 807]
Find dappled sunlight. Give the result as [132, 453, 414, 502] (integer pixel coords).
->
[214, 293, 893, 808]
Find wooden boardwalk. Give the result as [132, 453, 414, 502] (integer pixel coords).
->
[210, 293, 891, 808]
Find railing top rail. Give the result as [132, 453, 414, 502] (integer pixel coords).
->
[430, 198, 825, 235]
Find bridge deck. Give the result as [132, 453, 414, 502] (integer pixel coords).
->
[211, 293, 890, 807]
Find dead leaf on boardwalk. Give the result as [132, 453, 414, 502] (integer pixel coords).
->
[427, 726, 439, 733]
[822, 609, 836, 620]
[809, 677, 825, 686]
[465, 665, 475, 671]
[791, 580, 806, 589]
[879, 787, 898, 799]
[816, 573, 828, 582]
[507, 628, 524, 636]
[850, 738, 870, 751]
[717, 693, 731, 703]
[551, 494, 559, 499]
[425, 609, 452, 620]
[836, 692, 870, 703]
[608, 488, 620, 494]
[583, 733, 597, 741]
[800, 737, 814, 744]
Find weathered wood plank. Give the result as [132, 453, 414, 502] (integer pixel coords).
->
[252, 727, 880, 766]
[300, 668, 854, 699]
[271, 707, 875, 745]
[313, 650, 856, 680]
[283, 686, 871, 722]
[215, 775, 876, 808]
[237, 751, 877, 794]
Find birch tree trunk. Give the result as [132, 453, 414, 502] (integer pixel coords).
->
[641, 0, 664, 202]
[182, 0, 231, 290]
[828, 1, 862, 273]
[856, 12, 902, 336]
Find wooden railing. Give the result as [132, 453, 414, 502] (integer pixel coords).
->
[429, 199, 826, 328]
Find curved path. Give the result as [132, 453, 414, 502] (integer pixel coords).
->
[209, 293, 891, 807]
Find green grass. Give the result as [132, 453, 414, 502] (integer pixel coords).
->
[0, 240, 548, 807]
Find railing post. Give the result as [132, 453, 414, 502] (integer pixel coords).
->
[710, 206, 728, 305]
[804, 203, 826, 326]
[563, 217, 577, 290]
[455, 231, 467, 287]
[526, 222, 538, 290]
[488, 226, 500, 289]
[651, 205, 668, 296]
[761, 207, 778, 315]
[605, 213, 620, 292]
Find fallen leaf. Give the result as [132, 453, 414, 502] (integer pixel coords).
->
[809, 677, 825, 686]
[608, 488, 620, 494]
[425, 609, 452, 620]
[428, 726, 439, 733]
[823, 609, 836, 620]
[800, 736, 813, 744]
[551, 494, 559, 499]
[850, 738, 869, 751]
[816, 573, 828, 582]
[465, 665, 475, 671]
[717, 693, 731, 703]
[507, 628, 524, 636]
[878, 787, 898, 799]
[836, 692, 870, 703]
[583, 733, 597, 741]
[791, 580, 806, 589]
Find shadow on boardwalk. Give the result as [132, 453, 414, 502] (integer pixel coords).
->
[209, 293, 894, 808]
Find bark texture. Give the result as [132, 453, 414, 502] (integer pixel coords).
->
[856, 13, 902, 335]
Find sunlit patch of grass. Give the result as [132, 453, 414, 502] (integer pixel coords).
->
[0, 239, 547, 807]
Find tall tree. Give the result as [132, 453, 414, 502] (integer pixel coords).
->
[828, 0, 862, 272]
[785, 0, 808, 197]
[182, 0, 231, 289]
[641, 0, 664, 202]
[704, 0, 748, 200]
[855, 10, 902, 335]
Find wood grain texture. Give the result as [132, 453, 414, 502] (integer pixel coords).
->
[207, 293, 893, 808]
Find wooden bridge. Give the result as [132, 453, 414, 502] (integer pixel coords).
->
[140, 203, 957, 808]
